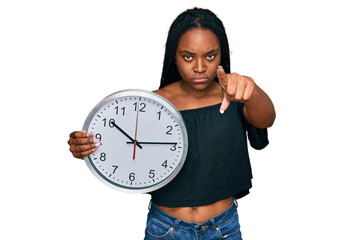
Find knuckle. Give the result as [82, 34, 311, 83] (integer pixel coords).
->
[77, 145, 87, 152]
[75, 138, 84, 145]
[69, 146, 75, 152]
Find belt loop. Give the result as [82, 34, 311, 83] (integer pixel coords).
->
[233, 198, 238, 208]
[174, 219, 180, 231]
[210, 218, 216, 231]
[148, 200, 152, 210]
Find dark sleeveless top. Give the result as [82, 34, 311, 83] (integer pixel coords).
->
[149, 102, 269, 207]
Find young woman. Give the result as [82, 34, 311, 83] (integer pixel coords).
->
[68, 8, 275, 239]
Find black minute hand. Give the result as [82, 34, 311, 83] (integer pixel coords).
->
[126, 141, 177, 145]
[111, 122, 143, 149]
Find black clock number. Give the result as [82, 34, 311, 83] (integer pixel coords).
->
[134, 102, 146, 112]
[129, 172, 135, 181]
[162, 160, 168, 169]
[115, 106, 125, 116]
[166, 126, 173, 135]
[170, 143, 177, 151]
[112, 165, 118, 174]
[95, 133, 102, 141]
[102, 118, 115, 128]
[157, 111, 161, 120]
[149, 170, 155, 178]
[100, 152, 106, 161]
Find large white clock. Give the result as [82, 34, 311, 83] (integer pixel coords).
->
[82, 89, 188, 193]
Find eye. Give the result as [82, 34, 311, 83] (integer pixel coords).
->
[206, 54, 216, 60]
[183, 55, 193, 61]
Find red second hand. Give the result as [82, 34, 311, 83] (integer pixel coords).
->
[133, 102, 139, 160]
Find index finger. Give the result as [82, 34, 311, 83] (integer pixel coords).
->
[217, 66, 228, 89]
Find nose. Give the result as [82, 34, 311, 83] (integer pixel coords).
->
[193, 58, 206, 73]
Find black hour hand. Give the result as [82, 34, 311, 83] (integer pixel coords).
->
[111, 122, 143, 149]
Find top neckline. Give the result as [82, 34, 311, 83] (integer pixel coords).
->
[179, 102, 222, 113]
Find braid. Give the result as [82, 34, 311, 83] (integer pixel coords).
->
[159, 7, 231, 89]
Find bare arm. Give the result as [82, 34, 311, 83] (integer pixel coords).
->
[243, 83, 275, 128]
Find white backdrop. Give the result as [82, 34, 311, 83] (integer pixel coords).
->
[1, 0, 361, 239]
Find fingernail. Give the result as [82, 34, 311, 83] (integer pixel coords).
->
[93, 138, 100, 143]
[218, 65, 222, 69]
[93, 142, 101, 148]
[220, 108, 224, 114]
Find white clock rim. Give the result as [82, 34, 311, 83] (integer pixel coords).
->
[82, 89, 188, 194]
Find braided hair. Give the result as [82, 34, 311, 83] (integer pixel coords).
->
[159, 7, 231, 89]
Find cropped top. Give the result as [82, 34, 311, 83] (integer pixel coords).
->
[149, 102, 269, 207]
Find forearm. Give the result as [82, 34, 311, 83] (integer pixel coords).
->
[243, 84, 276, 128]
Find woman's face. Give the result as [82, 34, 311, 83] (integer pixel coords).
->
[175, 28, 221, 91]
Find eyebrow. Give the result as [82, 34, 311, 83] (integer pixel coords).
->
[179, 48, 219, 55]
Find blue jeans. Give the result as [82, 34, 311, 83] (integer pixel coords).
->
[144, 199, 242, 239]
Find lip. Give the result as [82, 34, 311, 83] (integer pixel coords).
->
[192, 77, 208, 83]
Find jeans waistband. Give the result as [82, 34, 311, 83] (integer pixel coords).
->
[148, 199, 238, 232]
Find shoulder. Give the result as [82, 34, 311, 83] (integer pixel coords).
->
[153, 82, 182, 105]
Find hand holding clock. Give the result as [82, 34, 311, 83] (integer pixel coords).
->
[68, 120, 143, 160]
[68, 131, 99, 159]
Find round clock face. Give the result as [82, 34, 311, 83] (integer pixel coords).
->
[82, 89, 188, 193]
